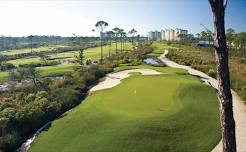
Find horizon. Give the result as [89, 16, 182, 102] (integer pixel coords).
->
[0, 0, 245, 37]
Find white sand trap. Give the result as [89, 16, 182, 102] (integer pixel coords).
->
[90, 69, 162, 92]
[159, 50, 246, 152]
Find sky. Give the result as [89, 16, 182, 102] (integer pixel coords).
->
[0, 0, 245, 37]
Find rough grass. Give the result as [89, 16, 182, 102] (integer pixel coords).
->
[30, 66, 220, 152]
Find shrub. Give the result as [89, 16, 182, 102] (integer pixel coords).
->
[208, 69, 216, 78]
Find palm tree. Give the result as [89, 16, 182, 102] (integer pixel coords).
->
[118, 29, 124, 53]
[95, 21, 109, 62]
[112, 27, 120, 53]
[122, 32, 127, 51]
[106, 31, 114, 57]
[196, 33, 201, 41]
[208, 0, 236, 151]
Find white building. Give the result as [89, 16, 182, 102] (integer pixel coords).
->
[161, 30, 165, 40]
[174, 28, 188, 41]
[164, 29, 170, 41]
[148, 31, 155, 40]
[155, 31, 161, 40]
[149, 28, 188, 41]
[170, 29, 175, 40]
[148, 31, 161, 40]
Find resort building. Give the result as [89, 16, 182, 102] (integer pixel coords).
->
[148, 31, 161, 40]
[161, 30, 165, 40]
[148, 28, 188, 41]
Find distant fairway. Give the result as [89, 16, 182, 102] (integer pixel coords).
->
[1, 45, 68, 56]
[148, 42, 168, 57]
[0, 43, 132, 81]
[30, 67, 220, 152]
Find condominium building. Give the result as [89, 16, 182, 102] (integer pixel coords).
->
[148, 31, 155, 40]
[161, 30, 165, 40]
[148, 31, 161, 40]
[148, 28, 188, 41]
[174, 28, 188, 41]
[164, 29, 170, 41]
[170, 29, 175, 40]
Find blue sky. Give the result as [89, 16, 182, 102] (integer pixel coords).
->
[0, 0, 245, 37]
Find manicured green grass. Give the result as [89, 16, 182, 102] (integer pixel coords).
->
[7, 57, 41, 66]
[30, 66, 220, 152]
[1, 45, 68, 56]
[48, 51, 78, 60]
[148, 41, 168, 57]
[38, 64, 78, 77]
[45, 43, 133, 61]
[84, 42, 132, 61]
[0, 71, 8, 82]
[0, 64, 78, 81]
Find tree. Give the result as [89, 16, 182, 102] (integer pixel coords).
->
[38, 53, 49, 65]
[208, 0, 236, 152]
[196, 33, 201, 40]
[226, 28, 235, 45]
[122, 32, 127, 51]
[226, 28, 235, 56]
[112, 27, 120, 53]
[75, 49, 84, 66]
[28, 35, 34, 54]
[95, 21, 109, 62]
[233, 32, 246, 56]
[10, 67, 46, 90]
[128, 29, 137, 44]
[106, 31, 114, 56]
[118, 29, 124, 53]
[0, 54, 6, 71]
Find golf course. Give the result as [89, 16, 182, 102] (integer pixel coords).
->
[29, 65, 221, 152]
[0, 42, 133, 81]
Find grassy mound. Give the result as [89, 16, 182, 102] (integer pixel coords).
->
[30, 67, 220, 152]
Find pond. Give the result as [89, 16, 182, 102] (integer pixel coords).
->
[144, 58, 159, 65]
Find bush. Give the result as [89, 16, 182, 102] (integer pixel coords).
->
[208, 69, 216, 78]
[0, 63, 15, 71]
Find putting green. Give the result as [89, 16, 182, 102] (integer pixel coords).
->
[30, 67, 220, 152]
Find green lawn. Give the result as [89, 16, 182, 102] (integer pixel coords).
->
[1, 45, 68, 56]
[7, 43, 132, 66]
[0, 71, 8, 82]
[84, 42, 132, 61]
[30, 66, 220, 152]
[48, 51, 78, 60]
[0, 64, 78, 81]
[148, 41, 168, 57]
[38, 64, 78, 77]
[7, 57, 41, 66]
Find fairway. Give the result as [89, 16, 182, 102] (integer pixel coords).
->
[30, 67, 221, 152]
[1, 45, 69, 56]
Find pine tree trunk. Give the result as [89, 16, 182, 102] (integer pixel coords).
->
[208, 0, 236, 152]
